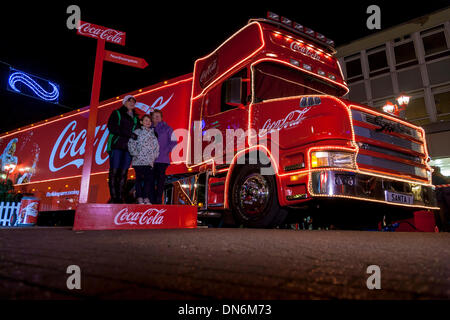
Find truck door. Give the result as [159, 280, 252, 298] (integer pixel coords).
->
[200, 68, 250, 166]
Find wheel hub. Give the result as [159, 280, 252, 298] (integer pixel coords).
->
[239, 173, 269, 215]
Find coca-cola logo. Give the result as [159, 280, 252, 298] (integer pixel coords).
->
[290, 42, 321, 61]
[199, 55, 218, 88]
[77, 22, 126, 46]
[259, 107, 312, 137]
[49, 120, 109, 172]
[21, 202, 38, 217]
[114, 207, 166, 225]
[135, 94, 174, 114]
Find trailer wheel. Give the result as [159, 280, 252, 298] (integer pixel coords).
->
[230, 165, 287, 228]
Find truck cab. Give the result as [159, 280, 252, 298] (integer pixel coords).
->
[168, 15, 438, 228]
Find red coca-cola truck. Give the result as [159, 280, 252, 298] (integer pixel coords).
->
[0, 14, 438, 228]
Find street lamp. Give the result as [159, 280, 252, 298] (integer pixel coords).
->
[382, 93, 411, 117]
[396, 93, 410, 106]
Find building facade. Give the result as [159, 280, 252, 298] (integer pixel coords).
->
[336, 7, 450, 176]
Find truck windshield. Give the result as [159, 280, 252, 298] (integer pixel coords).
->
[253, 61, 345, 102]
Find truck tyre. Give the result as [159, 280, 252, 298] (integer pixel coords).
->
[230, 165, 287, 228]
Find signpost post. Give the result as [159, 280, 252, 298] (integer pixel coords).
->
[76, 20, 147, 204]
[79, 38, 105, 204]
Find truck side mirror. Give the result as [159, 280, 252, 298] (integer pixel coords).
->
[224, 77, 243, 107]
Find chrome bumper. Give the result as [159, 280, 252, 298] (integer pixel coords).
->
[310, 170, 438, 209]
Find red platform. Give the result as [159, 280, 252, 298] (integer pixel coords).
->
[394, 211, 437, 232]
[73, 204, 197, 231]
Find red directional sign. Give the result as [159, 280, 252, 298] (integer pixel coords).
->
[77, 21, 126, 46]
[104, 50, 148, 69]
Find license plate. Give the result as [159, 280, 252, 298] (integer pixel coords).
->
[384, 191, 413, 205]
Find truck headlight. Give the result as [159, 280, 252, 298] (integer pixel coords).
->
[311, 151, 355, 168]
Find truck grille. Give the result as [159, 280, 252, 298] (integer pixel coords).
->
[351, 109, 427, 180]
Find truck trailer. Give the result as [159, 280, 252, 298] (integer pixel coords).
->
[0, 14, 439, 228]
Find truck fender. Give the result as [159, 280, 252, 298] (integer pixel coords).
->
[223, 146, 279, 209]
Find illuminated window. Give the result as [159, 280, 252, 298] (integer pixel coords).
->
[429, 157, 450, 178]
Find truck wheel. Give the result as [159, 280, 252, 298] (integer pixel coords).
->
[230, 165, 287, 228]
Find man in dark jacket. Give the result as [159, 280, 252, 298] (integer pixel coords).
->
[106, 95, 139, 203]
[151, 110, 177, 204]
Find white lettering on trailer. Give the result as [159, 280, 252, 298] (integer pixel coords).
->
[113, 208, 166, 226]
[49, 120, 109, 172]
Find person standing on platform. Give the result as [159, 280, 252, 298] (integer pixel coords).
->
[128, 115, 159, 204]
[106, 95, 140, 203]
[151, 110, 177, 204]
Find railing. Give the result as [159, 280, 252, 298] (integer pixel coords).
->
[0, 202, 21, 227]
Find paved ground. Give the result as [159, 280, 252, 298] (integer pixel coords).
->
[0, 227, 449, 300]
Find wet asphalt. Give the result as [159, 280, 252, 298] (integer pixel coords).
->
[0, 227, 449, 300]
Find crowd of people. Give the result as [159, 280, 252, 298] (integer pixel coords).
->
[106, 95, 175, 204]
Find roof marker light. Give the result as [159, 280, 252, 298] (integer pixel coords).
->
[267, 12, 280, 21]
[326, 39, 335, 47]
[303, 63, 312, 71]
[293, 22, 304, 32]
[305, 28, 315, 36]
[290, 59, 300, 67]
[281, 17, 292, 26]
[316, 33, 326, 41]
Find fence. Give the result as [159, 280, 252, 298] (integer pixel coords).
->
[0, 202, 21, 227]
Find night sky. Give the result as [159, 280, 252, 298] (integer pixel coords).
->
[0, 0, 449, 133]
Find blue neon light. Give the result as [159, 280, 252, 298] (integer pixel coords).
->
[7, 69, 60, 103]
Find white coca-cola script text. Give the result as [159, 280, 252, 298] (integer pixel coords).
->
[114, 208, 166, 225]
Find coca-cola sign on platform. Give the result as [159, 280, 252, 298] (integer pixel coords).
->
[114, 207, 166, 226]
[73, 204, 197, 230]
[77, 21, 126, 46]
